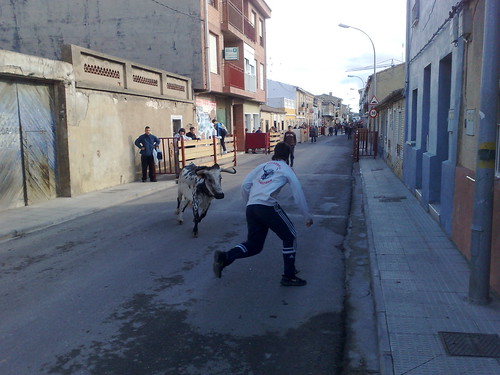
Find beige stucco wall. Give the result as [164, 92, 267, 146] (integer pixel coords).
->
[260, 110, 285, 132]
[67, 89, 193, 195]
[62, 45, 195, 195]
[0, 46, 195, 200]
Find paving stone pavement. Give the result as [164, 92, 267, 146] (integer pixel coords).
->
[359, 157, 500, 375]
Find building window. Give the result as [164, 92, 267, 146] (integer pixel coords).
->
[244, 44, 256, 92]
[209, 33, 218, 74]
[411, 0, 420, 27]
[208, 0, 217, 9]
[259, 19, 264, 46]
[259, 63, 264, 90]
[251, 11, 256, 26]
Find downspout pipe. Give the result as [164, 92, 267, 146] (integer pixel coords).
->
[203, 0, 211, 93]
[468, 0, 499, 305]
[403, 0, 411, 181]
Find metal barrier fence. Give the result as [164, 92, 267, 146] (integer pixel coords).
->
[156, 136, 237, 175]
[353, 129, 378, 162]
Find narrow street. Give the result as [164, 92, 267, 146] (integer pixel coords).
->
[0, 135, 354, 375]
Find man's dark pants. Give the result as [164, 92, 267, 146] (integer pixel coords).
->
[289, 145, 295, 167]
[141, 155, 156, 181]
[224, 204, 297, 277]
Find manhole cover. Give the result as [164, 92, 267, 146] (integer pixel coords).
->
[373, 195, 407, 202]
[439, 331, 500, 358]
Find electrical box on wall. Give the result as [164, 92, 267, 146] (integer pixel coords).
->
[465, 109, 475, 136]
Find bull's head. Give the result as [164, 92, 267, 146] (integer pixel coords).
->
[196, 164, 236, 199]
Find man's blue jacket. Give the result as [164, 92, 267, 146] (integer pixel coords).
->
[135, 133, 160, 156]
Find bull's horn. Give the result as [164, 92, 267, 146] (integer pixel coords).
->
[221, 167, 237, 174]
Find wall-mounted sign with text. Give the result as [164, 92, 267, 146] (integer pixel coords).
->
[224, 47, 239, 61]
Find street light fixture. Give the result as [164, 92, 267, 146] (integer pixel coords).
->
[347, 74, 365, 88]
[339, 23, 377, 129]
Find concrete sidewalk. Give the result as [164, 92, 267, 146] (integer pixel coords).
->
[359, 157, 500, 375]
[0, 153, 258, 242]
[0, 174, 177, 242]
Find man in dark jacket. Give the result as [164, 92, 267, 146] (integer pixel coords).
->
[135, 126, 160, 182]
[283, 126, 297, 167]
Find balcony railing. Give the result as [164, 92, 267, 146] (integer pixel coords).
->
[222, 0, 257, 43]
[222, 0, 243, 33]
[224, 62, 245, 90]
[244, 19, 256, 42]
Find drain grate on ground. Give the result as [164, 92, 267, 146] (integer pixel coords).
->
[373, 195, 407, 203]
[439, 331, 500, 358]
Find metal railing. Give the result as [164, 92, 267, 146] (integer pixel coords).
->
[156, 136, 237, 176]
[353, 129, 378, 161]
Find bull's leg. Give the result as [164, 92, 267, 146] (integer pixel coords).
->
[198, 202, 212, 222]
[193, 219, 200, 237]
[192, 196, 201, 237]
[176, 196, 190, 224]
[175, 190, 183, 215]
[192, 210, 202, 237]
[192, 200, 211, 237]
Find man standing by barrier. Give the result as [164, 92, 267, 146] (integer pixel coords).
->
[283, 125, 297, 167]
[212, 119, 227, 154]
[135, 126, 160, 182]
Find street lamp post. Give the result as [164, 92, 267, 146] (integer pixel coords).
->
[348, 76, 366, 116]
[339, 23, 377, 129]
[347, 74, 365, 88]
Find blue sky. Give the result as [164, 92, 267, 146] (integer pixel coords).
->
[264, 0, 407, 108]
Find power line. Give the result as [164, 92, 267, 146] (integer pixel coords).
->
[150, 0, 200, 21]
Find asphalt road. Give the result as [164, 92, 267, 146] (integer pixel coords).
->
[0, 134, 354, 375]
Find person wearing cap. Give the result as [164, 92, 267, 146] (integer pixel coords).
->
[213, 142, 314, 286]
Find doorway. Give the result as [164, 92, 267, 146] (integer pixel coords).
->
[0, 79, 57, 210]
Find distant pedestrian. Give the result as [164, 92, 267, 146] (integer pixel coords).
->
[346, 123, 353, 140]
[135, 126, 160, 182]
[212, 119, 227, 153]
[283, 125, 297, 167]
[212, 142, 313, 286]
[328, 126, 334, 136]
[309, 126, 317, 142]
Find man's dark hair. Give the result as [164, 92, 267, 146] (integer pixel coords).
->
[272, 142, 291, 163]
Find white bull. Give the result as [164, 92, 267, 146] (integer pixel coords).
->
[175, 163, 236, 237]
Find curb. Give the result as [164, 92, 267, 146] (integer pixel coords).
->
[358, 163, 394, 375]
[342, 163, 379, 374]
